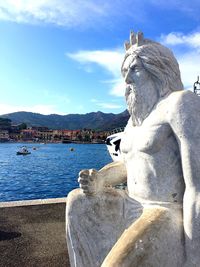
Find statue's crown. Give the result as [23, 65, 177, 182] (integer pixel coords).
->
[124, 31, 145, 51]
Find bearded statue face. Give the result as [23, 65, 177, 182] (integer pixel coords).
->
[121, 31, 183, 126]
[121, 54, 159, 126]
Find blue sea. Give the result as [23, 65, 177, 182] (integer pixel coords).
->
[0, 143, 112, 202]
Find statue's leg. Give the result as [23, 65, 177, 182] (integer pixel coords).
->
[102, 203, 184, 267]
[66, 188, 143, 267]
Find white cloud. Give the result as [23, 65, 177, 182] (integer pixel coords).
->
[160, 31, 200, 90]
[109, 79, 125, 97]
[160, 33, 185, 45]
[68, 31, 200, 97]
[67, 49, 125, 97]
[90, 98, 123, 109]
[161, 32, 200, 50]
[0, 103, 65, 115]
[0, 0, 150, 27]
[90, 98, 124, 110]
[0, 0, 109, 26]
[178, 52, 200, 91]
[96, 102, 123, 109]
[0, 0, 199, 30]
[67, 50, 124, 77]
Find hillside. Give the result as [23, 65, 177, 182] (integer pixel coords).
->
[1, 110, 129, 131]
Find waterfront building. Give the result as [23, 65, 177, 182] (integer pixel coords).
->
[21, 129, 37, 141]
[0, 130, 9, 142]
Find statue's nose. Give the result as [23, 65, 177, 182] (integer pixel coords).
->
[125, 70, 132, 84]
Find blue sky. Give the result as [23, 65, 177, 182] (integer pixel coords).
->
[0, 0, 200, 115]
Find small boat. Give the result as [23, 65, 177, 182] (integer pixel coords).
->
[16, 151, 31, 155]
[16, 147, 31, 155]
[106, 132, 124, 162]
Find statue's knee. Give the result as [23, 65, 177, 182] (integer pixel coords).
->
[66, 188, 85, 213]
[67, 188, 83, 201]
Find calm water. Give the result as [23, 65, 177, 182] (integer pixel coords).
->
[0, 143, 112, 202]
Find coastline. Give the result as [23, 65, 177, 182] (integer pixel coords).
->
[0, 140, 105, 144]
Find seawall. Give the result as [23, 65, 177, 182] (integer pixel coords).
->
[0, 198, 70, 267]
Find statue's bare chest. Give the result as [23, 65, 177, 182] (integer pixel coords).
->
[121, 121, 172, 156]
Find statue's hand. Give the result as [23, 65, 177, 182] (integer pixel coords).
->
[78, 169, 104, 195]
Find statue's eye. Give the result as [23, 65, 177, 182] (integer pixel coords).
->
[130, 65, 139, 73]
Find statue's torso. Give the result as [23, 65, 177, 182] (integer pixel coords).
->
[121, 96, 185, 203]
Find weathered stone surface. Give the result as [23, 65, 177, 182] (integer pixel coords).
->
[102, 206, 183, 267]
[66, 31, 200, 267]
[66, 188, 143, 267]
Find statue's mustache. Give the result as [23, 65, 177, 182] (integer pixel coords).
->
[125, 85, 137, 100]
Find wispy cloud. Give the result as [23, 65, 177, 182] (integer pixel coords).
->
[0, 0, 110, 27]
[160, 32, 200, 50]
[109, 79, 126, 97]
[177, 52, 200, 90]
[0, 0, 149, 27]
[0, 1, 199, 30]
[160, 31, 200, 90]
[0, 103, 65, 115]
[96, 102, 123, 109]
[90, 99, 123, 109]
[68, 30, 200, 96]
[67, 49, 125, 97]
[67, 50, 123, 77]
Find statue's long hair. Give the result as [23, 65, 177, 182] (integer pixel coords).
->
[122, 41, 184, 98]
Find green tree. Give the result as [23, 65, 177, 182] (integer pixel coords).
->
[19, 123, 27, 130]
[83, 134, 91, 142]
[0, 118, 12, 130]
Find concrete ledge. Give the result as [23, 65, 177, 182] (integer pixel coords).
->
[0, 198, 70, 267]
[0, 197, 67, 208]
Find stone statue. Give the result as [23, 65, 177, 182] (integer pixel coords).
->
[66, 31, 200, 267]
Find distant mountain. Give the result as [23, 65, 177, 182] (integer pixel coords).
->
[1, 110, 130, 131]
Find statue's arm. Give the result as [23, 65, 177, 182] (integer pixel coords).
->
[169, 91, 200, 265]
[78, 161, 127, 195]
[98, 161, 127, 186]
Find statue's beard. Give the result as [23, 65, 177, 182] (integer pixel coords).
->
[126, 84, 159, 126]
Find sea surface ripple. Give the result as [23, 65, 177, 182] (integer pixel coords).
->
[0, 143, 112, 202]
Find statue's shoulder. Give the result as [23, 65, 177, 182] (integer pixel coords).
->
[168, 90, 198, 103]
[165, 90, 200, 121]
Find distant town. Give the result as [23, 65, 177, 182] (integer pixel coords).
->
[0, 117, 113, 143]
